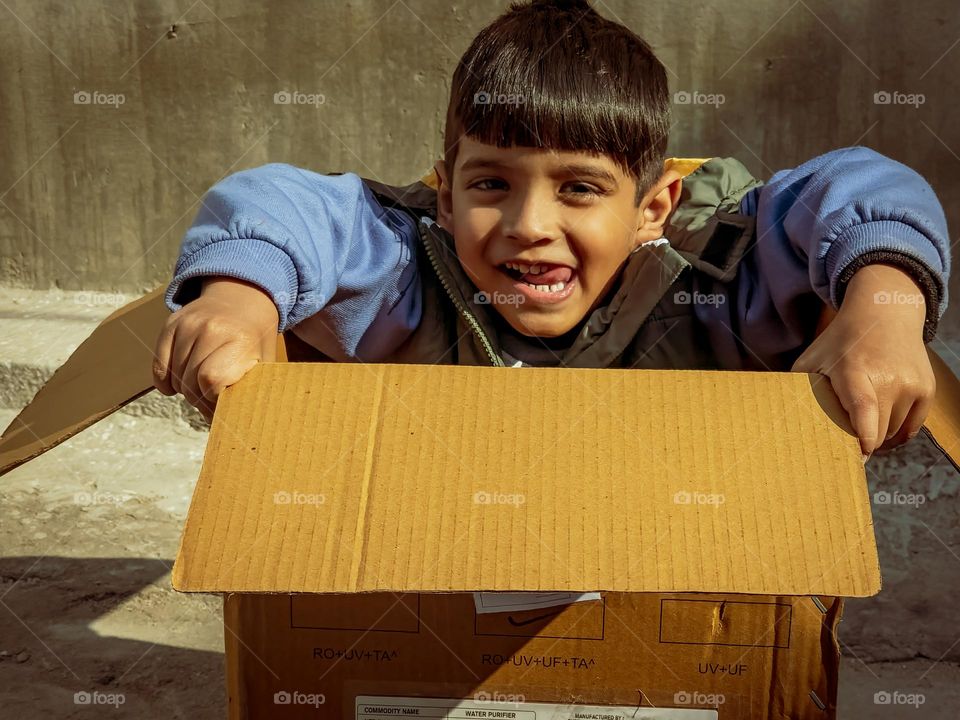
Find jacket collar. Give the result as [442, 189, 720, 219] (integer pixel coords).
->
[420, 219, 690, 367]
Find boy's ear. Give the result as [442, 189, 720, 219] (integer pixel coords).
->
[434, 159, 454, 234]
[633, 168, 684, 247]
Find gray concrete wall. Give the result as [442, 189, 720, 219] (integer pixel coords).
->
[1, 1, 958, 301]
[1, 0, 958, 667]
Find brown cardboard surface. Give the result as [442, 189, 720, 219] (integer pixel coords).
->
[0, 287, 168, 476]
[172, 362, 880, 597]
[0, 290, 292, 477]
[922, 348, 960, 473]
[223, 591, 842, 719]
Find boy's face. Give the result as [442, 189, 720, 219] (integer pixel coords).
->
[436, 136, 680, 338]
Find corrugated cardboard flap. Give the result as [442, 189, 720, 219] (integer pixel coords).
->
[172, 363, 881, 598]
[0, 288, 168, 476]
[922, 349, 960, 473]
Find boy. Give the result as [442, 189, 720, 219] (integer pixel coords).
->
[153, 0, 949, 457]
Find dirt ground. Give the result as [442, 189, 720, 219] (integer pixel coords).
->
[1, 407, 958, 719]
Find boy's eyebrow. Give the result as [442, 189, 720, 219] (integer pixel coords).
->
[554, 163, 619, 186]
[459, 157, 619, 185]
[459, 157, 509, 174]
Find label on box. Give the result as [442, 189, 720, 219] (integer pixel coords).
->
[355, 695, 718, 718]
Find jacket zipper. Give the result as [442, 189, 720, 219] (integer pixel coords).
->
[420, 222, 503, 367]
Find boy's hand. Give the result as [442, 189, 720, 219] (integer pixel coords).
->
[791, 264, 935, 456]
[153, 277, 280, 422]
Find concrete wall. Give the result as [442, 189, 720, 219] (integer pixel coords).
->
[1, 0, 958, 662]
[1, 1, 958, 300]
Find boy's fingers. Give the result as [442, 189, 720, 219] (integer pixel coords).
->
[881, 394, 915, 448]
[904, 394, 932, 442]
[152, 320, 178, 396]
[169, 326, 202, 397]
[195, 348, 259, 405]
[884, 393, 932, 449]
[873, 389, 894, 456]
[180, 336, 234, 409]
[879, 365, 936, 450]
[832, 372, 879, 455]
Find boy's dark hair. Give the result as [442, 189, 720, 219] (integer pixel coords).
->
[443, 0, 670, 204]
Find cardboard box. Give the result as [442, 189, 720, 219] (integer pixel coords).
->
[3, 290, 960, 720]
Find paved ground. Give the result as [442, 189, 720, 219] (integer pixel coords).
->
[0, 408, 224, 718]
[1, 407, 958, 718]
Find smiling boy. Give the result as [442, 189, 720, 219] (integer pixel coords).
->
[447, 139, 653, 336]
[154, 0, 949, 456]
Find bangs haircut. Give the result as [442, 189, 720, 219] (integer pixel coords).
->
[443, 0, 671, 204]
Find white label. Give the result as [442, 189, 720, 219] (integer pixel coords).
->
[473, 592, 602, 615]
[356, 695, 718, 719]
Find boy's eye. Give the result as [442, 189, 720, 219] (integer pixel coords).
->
[470, 178, 508, 191]
[467, 178, 605, 197]
[562, 181, 603, 198]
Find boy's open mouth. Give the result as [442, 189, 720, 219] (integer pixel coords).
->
[498, 261, 577, 303]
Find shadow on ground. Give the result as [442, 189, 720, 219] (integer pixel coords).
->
[0, 556, 225, 719]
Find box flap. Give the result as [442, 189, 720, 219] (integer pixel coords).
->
[0, 288, 168, 476]
[921, 348, 960, 474]
[172, 362, 881, 597]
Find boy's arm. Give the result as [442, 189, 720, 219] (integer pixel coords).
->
[695, 146, 950, 453]
[165, 165, 422, 360]
[154, 165, 422, 419]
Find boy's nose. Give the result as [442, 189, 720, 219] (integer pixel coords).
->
[503, 191, 562, 245]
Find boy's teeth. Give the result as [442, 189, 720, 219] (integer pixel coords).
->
[505, 262, 546, 274]
[523, 280, 566, 293]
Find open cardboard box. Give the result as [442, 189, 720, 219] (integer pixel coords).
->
[3, 288, 960, 719]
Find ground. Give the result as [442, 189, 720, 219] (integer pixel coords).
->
[1, 407, 958, 719]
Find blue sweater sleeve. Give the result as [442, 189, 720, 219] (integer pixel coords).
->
[164, 165, 421, 362]
[693, 146, 950, 369]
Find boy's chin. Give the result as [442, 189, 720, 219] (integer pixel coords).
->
[496, 307, 580, 339]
